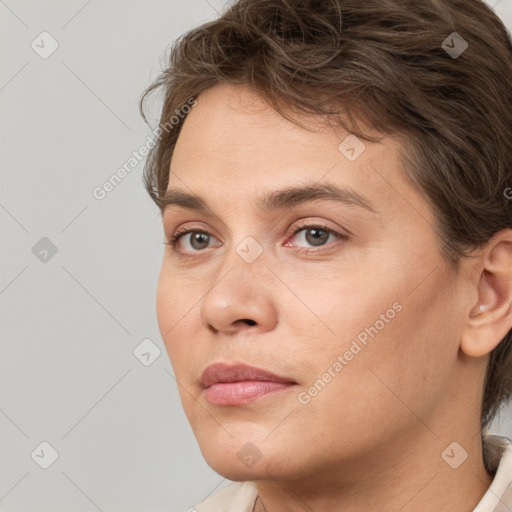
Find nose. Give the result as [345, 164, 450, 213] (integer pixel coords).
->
[200, 255, 278, 335]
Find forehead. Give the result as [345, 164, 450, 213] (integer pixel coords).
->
[172, 84, 373, 178]
[167, 83, 433, 227]
[175, 83, 359, 156]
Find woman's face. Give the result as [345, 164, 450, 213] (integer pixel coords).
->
[156, 83, 473, 481]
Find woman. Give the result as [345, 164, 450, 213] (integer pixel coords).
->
[140, 1, 512, 510]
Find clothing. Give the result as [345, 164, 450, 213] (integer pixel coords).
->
[475, 435, 512, 512]
[188, 434, 512, 511]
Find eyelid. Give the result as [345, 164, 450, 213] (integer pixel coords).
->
[284, 222, 348, 254]
[166, 223, 220, 250]
[286, 218, 351, 240]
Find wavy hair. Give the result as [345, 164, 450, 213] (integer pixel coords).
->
[140, 0, 512, 435]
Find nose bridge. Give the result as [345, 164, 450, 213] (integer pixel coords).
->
[216, 210, 269, 280]
[223, 225, 272, 287]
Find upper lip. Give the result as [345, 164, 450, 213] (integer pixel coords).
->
[200, 362, 296, 389]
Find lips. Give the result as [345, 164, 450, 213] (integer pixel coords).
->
[200, 362, 295, 388]
[200, 362, 297, 405]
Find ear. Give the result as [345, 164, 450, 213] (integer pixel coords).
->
[461, 230, 512, 357]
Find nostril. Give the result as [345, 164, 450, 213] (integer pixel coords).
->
[242, 319, 257, 326]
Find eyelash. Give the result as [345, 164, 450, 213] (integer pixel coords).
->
[164, 223, 349, 255]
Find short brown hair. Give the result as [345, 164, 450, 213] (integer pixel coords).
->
[140, 0, 512, 431]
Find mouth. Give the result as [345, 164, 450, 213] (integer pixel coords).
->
[200, 362, 298, 406]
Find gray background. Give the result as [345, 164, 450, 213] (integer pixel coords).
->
[1, 1, 511, 511]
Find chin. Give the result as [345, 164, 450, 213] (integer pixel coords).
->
[194, 427, 309, 482]
[206, 457, 268, 481]
[196, 439, 262, 478]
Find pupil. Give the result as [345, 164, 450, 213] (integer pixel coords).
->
[192, 232, 209, 249]
[307, 228, 328, 246]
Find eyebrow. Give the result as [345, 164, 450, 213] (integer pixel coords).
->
[160, 182, 378, 216]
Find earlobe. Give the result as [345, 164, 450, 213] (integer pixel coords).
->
[461, 232, 512, 358]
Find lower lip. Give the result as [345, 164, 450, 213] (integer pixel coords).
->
[204, 381, 295, 405]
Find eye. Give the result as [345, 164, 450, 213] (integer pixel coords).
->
[164, 223, 348, 255]
[286, 224, 348, 252]
[166, 227, 219, 252]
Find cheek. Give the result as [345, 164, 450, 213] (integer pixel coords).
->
[156, 265, 197, 369]
[156, 270, 206, 421]
[156, 272, 173, 336]
[285, 256, 459, 425]
[345, 275, 456, 423]
[277, 263, 401, 365]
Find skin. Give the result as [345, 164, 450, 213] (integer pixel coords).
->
[156, 82, 512, 512]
